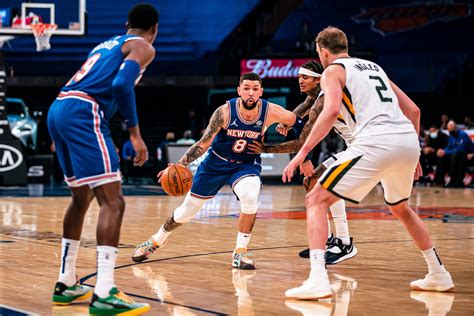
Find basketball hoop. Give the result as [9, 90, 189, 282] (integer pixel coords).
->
[31, 23, 57, 52]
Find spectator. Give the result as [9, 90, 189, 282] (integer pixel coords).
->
[296, 22, 314, 54]
[422, 125, 448, 184]
[176, 130, 196, 145]
[437, 120, 472, 187]
[156, 131, 175, 170]
[463, 116, 473, 129]
[122, 140, 136, 184]
[440, 114, 449, 132]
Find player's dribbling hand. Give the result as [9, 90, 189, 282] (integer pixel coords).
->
[276, 123, 290, 136]
[247, 140, 264, 154]
[156, 163, 172, 183]
[157, 163, 183, 183]
[282, 151, 305, 183]
[130, 135, 148, 166]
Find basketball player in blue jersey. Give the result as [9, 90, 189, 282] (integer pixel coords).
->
[132, 72, 305, 269]
[47, 3, 157, 314]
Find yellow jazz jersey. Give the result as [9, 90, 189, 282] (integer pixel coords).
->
[331, 57, 415, 140]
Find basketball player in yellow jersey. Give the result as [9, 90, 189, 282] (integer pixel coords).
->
[283, 26, 454, 300]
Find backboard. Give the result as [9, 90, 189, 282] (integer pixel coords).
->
[0, 0, 86, 36]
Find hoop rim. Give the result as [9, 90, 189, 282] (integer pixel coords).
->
[30, 23, 58, 35]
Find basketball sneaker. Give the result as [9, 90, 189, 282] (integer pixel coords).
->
[325, 237, 357, 265]
[298, 234, 337, 258]
[131, 238, 166, 262]
[285, 273, 332, 300]
[410, 272, 454, 292]
[89, 287, 150, 315]
[232, 248, 255, 270]
[52, 281, 92, 305]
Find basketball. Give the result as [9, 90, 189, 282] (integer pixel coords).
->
[160, 164, 193, 196]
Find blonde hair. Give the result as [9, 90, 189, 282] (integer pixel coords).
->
[315, 26, 348, 54]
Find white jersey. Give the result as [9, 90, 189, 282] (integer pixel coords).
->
[316, 90, 355, 146]
[332, 57, 416, 140]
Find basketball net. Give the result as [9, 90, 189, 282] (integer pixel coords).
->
[31, 23, 57, 52]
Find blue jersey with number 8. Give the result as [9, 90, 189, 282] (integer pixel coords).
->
[211, 98, 268, 163]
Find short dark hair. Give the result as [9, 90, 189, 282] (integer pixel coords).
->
[301, 60, 324, 76]
[316, 26, 348, 54]
[239, 72, 262, 85]
[127, 3, 159, 31]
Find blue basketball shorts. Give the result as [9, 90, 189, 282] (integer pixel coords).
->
[190, 151, 262, 199]
[47, 92, 120, 187]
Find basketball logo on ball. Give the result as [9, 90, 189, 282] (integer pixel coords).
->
[160, 164, 193, 196]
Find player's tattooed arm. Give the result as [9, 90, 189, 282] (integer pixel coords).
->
[293, 95, 316, 118]
[263, 96, 324, 153]
[177, 105, 226, 166]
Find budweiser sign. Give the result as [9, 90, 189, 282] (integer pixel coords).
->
[241, 59, 313, 79]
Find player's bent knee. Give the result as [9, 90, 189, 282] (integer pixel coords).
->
[234, 176, 261, 215]
[305, 184, 332, 207]
[173, 192, 207, 223]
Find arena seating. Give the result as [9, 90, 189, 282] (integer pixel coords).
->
[3, 0, 260, 74]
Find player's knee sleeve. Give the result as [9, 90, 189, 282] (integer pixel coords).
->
[233, 176, 261, 215]
[172, 192, 206, 223]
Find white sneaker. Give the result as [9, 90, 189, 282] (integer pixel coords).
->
[410, 272, 454, 292]
[410, 291, 455, 316]
[285, 274, 332, 300]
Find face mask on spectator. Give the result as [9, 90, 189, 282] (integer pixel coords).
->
[430, 132, 438, 138]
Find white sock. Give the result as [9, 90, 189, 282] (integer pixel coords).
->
[152, 225, 172, 245]
[95, 245, 118, 298]
[330, 200, 350, 245]
[58, 238, 80, 286]
[327, 217, 332, 239]
[309, 249, 326, 275]
[422, 247, 447, 274]
[236, 231, 252, 249]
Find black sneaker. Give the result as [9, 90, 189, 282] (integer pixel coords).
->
[298, 234, 338, 258]
[325, 237, 357, 265]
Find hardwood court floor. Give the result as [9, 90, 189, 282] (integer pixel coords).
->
[0, 185, 473, 315]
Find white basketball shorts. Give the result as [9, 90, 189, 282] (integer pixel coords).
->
[318, 133, 420, 204]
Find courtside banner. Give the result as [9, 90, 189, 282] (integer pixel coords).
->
[241, 59, 312, 79]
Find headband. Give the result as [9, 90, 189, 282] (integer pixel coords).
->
[298, 67, 322, 78]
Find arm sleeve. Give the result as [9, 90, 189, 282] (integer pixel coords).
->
[112, 60, 141, 128]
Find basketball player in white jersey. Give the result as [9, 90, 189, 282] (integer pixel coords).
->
[248, 61, 357, 265]
[282, 26, 454, 299]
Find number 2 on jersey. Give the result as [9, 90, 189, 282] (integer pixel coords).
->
[369, 75, 392, 103]
[66, 53, 101, 86]
[232, 139, 248, 153]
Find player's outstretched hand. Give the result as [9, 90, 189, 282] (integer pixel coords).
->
[282, 151, 305, 183]
[299, 159, 315, 177]
[130, 135, 148, 166]
[247, 140, 264, 154]
[276, 123, 290, 136]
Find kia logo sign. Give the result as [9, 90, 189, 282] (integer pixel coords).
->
[241, 58, 312, 79]
[0, 144, 23, 172]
